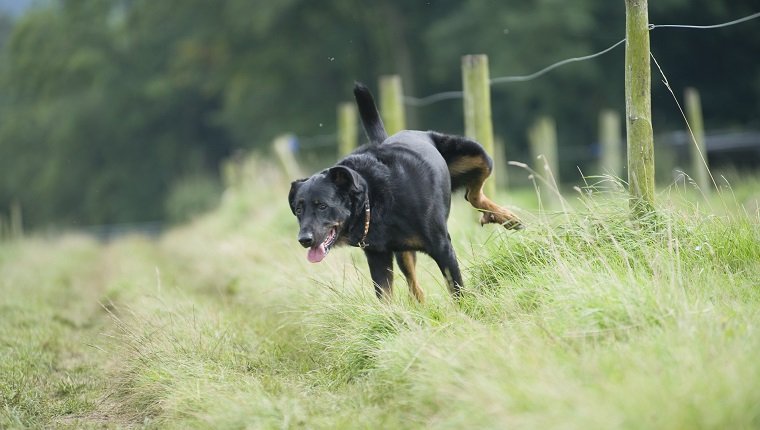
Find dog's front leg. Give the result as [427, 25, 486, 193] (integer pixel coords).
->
[364, 250, 394, 300]
[430, 242, 464, 298]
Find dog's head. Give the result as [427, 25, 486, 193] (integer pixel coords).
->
[288, 166, 366, 263]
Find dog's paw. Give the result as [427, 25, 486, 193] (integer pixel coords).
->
[479, 210, 523, 230]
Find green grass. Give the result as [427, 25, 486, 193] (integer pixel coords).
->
[1, 166, 760, 429]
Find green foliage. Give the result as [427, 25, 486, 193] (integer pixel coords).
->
[0, 0, 758, 228]
[2, 175, 760, 428]
[164, 174, 222, 224]
[0, 237, 107, 428]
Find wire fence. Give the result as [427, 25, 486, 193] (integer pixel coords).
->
[52, 10, 760, 241]
[294, 10, 760, 148]
[405, 11, 760, 107]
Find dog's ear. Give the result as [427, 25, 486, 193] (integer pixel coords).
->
[288, 178, 307, 214]
[328, 166, 364, 196]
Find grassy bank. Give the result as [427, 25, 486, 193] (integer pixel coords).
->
[1, 172, 759, 428]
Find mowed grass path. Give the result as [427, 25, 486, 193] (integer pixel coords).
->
[2, 173, 760, 429]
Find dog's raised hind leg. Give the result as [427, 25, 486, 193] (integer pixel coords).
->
[454, 154, 522, 229]
[435, 132, 523, 230]
[465, 185, 523, 230]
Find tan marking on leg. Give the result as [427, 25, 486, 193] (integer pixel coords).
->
[399, 252, 424, 303]
[402, 235, 425, 249]
[448, 153, 523, 229]
[467, 184, 523, 230]
[447, 155, 484, 174]
[380, 267, 394, 302]
[443, 268, 458, 295]
[458, 158, 523, 230]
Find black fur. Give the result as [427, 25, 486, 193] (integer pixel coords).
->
[288, 83, 521, 300]
[353, 82, 388, 144]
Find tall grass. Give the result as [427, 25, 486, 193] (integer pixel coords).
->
[1, 168, 759, 428]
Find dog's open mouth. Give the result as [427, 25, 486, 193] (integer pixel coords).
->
[306, 227, 338, 263]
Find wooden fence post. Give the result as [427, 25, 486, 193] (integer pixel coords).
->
[337, 102, 358, 157]
[221, 151, 244, 190]
[599, 109, 623, 179]
[10, 201, 23, 239]
[625, 0, 655, 217]
[493, 137, 509, 190]
[684, 87, 711, 194]
[528, 116, 561, 209]
[462, 54, 496, 196]
[272, 134, 302, 180]
[379, 75, 406, 135]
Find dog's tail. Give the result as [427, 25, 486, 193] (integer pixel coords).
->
[353, 82, 388, 145]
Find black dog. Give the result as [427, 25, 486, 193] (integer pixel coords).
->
[288, 83, 522, 301]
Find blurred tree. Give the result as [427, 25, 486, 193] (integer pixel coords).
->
[0, 13, 12, 50]
[649, 0, 760, 130]
[424, 0, 624, 174]
[0, 0, 757, 228]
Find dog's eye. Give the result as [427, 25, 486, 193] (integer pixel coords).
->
[295, 207, 303, 216]
[318, 203, 328, 211]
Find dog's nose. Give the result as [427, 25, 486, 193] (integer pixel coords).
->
[298, 233, 314, 248]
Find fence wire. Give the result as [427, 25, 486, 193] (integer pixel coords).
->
[299, 10, 760, 147]
[403, 10, 760, 107]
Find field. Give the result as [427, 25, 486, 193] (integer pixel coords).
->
[2, 163, 760, 429]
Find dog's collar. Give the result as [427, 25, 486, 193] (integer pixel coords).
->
[358, 199, 370, 249]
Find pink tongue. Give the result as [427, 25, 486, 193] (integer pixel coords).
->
[307, 244, 327, 263]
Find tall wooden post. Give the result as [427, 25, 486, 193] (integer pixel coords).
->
[272, 134, 302, 180]
[528, 117, 561, 209]
[221, 151, 245, 190]
[337, 102, 358, 157]
[379, 75, 406, 135]
[599, 109, 623, 178]
[462, 54, 496, 196]
[625, 0, 655, 217]
[493, 137, 509, 190]
[684, 87, 710, 194]
[10, 201, 23, 239]
[0, 214, 6, 240]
